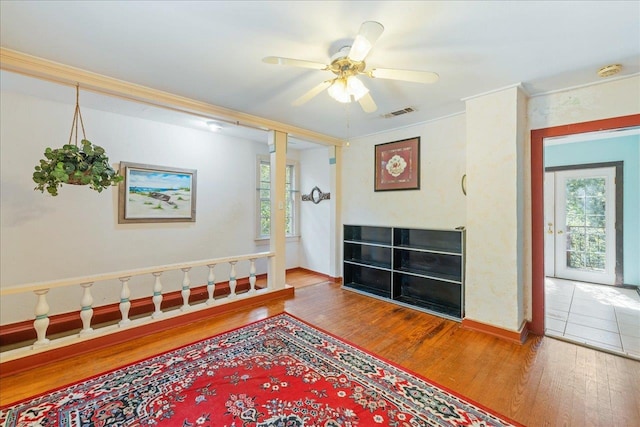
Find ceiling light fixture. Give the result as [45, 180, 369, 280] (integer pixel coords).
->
[327, 76, 369, 103]
[206, 121, 223, 131]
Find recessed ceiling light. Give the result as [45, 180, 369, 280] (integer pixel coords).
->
[597, 64, 622, 78]
[206, 121, 223, 131]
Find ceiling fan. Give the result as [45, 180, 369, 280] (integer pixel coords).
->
[263, 21, 439, 113]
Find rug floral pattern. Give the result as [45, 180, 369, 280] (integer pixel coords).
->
[1, 314, 519, 426]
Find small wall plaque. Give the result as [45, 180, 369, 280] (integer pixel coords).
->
[301, 186, 330, 204]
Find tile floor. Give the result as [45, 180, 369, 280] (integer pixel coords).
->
[545, 277, 640, 360]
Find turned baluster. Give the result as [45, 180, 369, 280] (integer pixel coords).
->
[119, 277, 132, 326]
[248, 259, 257, 295]
[79, 282, 94, 336]
[32, 289, 50, 348]
[206, 264, 216, 305]
[228, 261, 238, 299]
[181, 267, 191, 311]
[152, 272, 163, 319]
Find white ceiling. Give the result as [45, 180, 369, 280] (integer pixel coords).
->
[1, 1, 639, 145]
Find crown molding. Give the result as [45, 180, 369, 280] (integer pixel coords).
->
[0, 48, 343, 147]
[461, 82, 527, 102]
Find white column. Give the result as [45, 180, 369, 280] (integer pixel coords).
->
[152, 272, 163, 319]
[268, 129, 287, 290]
[32, 289, 50, 348]
[206, 264, 216, 305]
[329, 145, 343, 279]
[228, 261, 237, 298]
[464, 84, 528, 332]
[118, 277, 131, 326]
[248, 258, 257, 295]
[79, 282, 94, 336]
[181, 268, 191, 311]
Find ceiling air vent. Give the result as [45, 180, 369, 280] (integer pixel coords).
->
[382, 107, 416, 118]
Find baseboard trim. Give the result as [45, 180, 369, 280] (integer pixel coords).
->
[288, 267, 341, 283]
[0, 287, 294, 378]
[0, 275, 267, 347]
[462, 318, 529, 345]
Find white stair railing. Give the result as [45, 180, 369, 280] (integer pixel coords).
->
[0, 251, 276, 363]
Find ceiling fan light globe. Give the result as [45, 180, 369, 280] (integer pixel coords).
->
[328, 79, 351, 103]
[347, 76, 369, 101]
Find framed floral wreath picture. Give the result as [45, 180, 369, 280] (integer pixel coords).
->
[374, 137, 420, 191]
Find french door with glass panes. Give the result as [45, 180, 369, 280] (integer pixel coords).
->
[548, 166, 616, 285]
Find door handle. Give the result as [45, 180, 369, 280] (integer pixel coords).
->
[547, 223, 553, 234]
[557, 230, 564, 235]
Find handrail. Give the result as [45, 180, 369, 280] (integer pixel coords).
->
[0, 251, 274, 295]
[0, 251, 282, 365]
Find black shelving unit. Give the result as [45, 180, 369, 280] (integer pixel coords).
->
[343, 225, 465, 320]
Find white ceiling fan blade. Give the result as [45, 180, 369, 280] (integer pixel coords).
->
[263, 56, 328, 70]
[292, 80, 332, 106]
[358, 92, 377, 113]
[348, 21, 384, 62]
[369, 68, 439, 84]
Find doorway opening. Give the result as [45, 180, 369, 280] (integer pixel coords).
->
[531, 114, 640, 359]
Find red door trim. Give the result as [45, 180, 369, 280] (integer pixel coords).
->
[529, 114, 640, 335]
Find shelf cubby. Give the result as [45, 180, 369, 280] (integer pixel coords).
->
[344, 225, 391, 245]
[343, 262, 391, 298]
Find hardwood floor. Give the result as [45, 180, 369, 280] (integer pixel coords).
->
[1, 270, 639, 426]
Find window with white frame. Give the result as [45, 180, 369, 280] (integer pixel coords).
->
[256, 156, 299, 239]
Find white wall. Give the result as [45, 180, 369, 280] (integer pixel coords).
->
[465, 86, 527, 332]
[0, 88, 301, 323]
[529, 75, 640, 130]
[342, 114, 467, 231]
[340, 76, 639, 332]
[4, 72, 637, 331]
[299, 146, 331, 275]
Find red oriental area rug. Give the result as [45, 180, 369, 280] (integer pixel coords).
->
[0, 313, 522, 426]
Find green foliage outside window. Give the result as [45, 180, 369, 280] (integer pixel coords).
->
[564, 177, 606, 271]
[258, 161, 295, 238]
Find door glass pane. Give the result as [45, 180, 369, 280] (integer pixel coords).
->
[564, 176, 607, 272]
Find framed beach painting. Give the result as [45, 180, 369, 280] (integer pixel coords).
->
[374, 137, 420, 191]
[118, 162, 197, 223]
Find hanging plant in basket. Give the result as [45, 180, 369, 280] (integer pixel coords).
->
[32, 85, 123, 196]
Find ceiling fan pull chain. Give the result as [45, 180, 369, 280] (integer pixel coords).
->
[344, 102, 351, 142]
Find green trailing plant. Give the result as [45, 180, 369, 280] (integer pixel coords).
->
[32, 84, 122, 196]
[33, 139, 123, 196]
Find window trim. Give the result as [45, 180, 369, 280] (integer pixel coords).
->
[255, 155, 300, 241]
